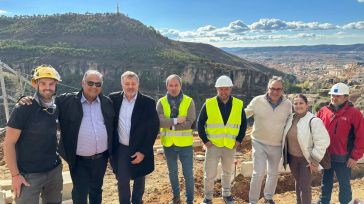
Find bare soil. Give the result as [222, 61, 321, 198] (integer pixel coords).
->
[1, 130, 364, 203]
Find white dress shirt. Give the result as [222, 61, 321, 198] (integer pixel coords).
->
[118, 94, 137, 146]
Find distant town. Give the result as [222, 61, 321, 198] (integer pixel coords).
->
[224, 44, 364, 84]
[224, 44, 364, 114]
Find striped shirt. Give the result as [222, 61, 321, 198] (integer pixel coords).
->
[76, 94, 108, 156]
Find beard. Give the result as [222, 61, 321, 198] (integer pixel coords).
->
[38, 89, 55, 101]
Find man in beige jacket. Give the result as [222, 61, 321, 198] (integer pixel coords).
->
[246, 76, 292, 204]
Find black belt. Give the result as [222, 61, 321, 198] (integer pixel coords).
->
[77, 151, 108, 160]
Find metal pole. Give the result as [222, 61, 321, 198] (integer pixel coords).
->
[0, 64, 10, 122]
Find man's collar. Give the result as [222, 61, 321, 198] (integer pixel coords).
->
[266, 93, 283, 105]
[216, 95, 232, 104]
[167, 91, 183, 99]
[329, 100, 348, 112]
[81, 93, 100, 104]
[123, 93, 138, 103]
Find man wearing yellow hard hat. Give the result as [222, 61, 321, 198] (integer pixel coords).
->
[4, 65, 63, 204]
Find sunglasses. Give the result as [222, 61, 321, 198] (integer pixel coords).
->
[86, 81, 102, 87]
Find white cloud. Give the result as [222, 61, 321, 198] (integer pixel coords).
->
[197, 25, 216, 32]
[250, 18, 288, 31]
[342, 21, 364, 29]
[296, 33, 316, 38]
[250, 18, 337, 31]
[225, 20, 250, 33]
[161, 19, 339, 42]
[0, 9, 7, 14]
[358, 0, 364, 3]
[287, 21, 337, 30]
[158, 19, 363, 47]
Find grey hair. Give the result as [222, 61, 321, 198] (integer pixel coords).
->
[165, 74, 182, 86]
[267, 76, 283, 90]
[83, 70, 103, 82]
[121, 71, 139, 84]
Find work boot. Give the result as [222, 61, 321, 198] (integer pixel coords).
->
[223, 196, 235, 204]
[169, 196, 181, 204]
[200, 198, 212, 204]
[264, 198, 275, 204]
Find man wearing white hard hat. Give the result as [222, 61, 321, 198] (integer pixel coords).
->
[246, 76, 292, 204]
[316, 83, 364, 204]
[198, 75, 247, 204]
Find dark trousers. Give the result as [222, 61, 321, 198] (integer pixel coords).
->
[288, 154, 312, 204]
[15, 164, 63, 204]
[117, 144, 145, 204]
[320, 161, 352, 204]
[70, 154, 108, 204]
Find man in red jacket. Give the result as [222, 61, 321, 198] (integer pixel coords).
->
[316, 83, 364, 204]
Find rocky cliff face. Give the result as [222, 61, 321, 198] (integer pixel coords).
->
[9, 59, 268, 111]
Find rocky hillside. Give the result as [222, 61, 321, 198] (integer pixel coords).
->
[0, 13, 293, 107]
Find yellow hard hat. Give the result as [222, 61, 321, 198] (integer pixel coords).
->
[31, 65, 62, 85]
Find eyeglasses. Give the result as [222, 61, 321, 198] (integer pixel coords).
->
[86, 81, 102, 87]
[269, 87, 283, 92]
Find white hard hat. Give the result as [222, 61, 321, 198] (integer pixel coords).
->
[215, 75, 233, 87]
[328, 83, 349, 95]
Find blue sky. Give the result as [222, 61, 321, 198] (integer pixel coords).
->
[1, 0, 364, 47]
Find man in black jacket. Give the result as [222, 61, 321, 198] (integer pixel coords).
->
[57, 70, 115, 204]
[109, 71, 159, 204]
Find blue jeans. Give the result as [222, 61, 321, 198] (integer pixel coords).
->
[164, 145, 194, 203]
[320, 161, 352, 204]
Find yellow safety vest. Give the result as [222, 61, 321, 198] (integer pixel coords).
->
[205, 97, 243, 149]
[160, 95, 193, 147]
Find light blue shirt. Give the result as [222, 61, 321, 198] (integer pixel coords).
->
[76, 94, 108, 156]
[118, 94, 137, 146]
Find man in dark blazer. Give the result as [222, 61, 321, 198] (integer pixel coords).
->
[57, 70, 115, 204]
[109, 71, 159, 204]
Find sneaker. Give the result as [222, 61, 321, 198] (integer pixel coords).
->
[223, 196, 235, 204]
[264, 199, 275, 204]
[200, 198, 212, 204]
[169, 196, 181, 204]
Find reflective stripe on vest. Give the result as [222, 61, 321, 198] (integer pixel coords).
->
[205, 97, 243, 149]
[160, 95, 193, 147]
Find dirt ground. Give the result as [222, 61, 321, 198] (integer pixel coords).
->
[1, 130, 364, 204]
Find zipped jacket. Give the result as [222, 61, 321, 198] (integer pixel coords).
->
[317, 102, 364, 161]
